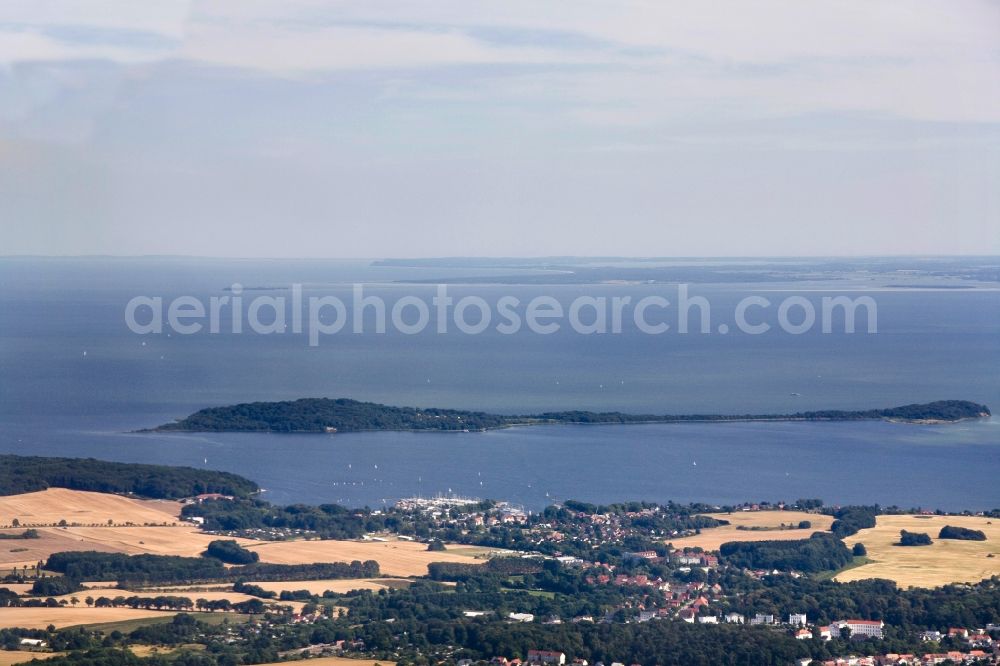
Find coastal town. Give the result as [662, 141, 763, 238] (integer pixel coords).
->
[3, 473, 999, 666]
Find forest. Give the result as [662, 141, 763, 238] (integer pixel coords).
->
[42, 551, 379, 585]
[939, 525, 987, 541]
[0, 455, 258, 499]
[718, 534, 853, 573]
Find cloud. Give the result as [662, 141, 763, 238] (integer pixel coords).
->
[0, 1, 997, 257]
[0, 0, 191, 38]
[179, 23, 637, 73]
[0, 1, 997, 125]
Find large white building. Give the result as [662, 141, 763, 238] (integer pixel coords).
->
[834, 619, 884, 639]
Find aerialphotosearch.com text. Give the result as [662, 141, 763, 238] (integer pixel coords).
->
[125, 284, 877, 346]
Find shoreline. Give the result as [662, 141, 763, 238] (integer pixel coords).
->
[143, 413, 992, 436]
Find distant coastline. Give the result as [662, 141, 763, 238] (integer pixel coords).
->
[146, 398, 991, 434]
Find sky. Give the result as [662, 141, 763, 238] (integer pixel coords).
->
[0, 0, 998, 258]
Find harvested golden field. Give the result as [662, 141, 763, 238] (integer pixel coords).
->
[837, 514, 1000, 588]
[35, 526, 254, 558]
[0, 529, 124, 569]
[0, 606, 168, 629]
[0, 651, 64, 666]
[0, 525, 249, 568]
[668, 511, 833, 551]
[0, 489, 181, 528]
[245, 578, 413, 595]
[0, 490, 487, 579]
[247, 540, 487, 577]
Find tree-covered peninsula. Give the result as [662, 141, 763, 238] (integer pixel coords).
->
[150, 398, 990, 433]
[0, 455, 260, 499]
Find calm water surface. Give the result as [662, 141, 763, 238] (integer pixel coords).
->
[1, 258, 997, 511]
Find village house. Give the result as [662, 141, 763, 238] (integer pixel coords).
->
[623, 550, 659, 561]
[526, 650, 566, 665]
[671, 551, 702, 566]
[724, 612, 745, 624]
[789, 613, 808, 626]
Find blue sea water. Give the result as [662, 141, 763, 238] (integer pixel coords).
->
[0, 257, 998, 510]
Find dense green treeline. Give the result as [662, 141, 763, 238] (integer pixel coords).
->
[30, 576, 85, 596]
[180, 498, 371, 538]
[44, 552, 226, 584]
[202, 540, 258, 564]
[719, 534, 852, 573]
[898, 530, 933, 546]
[827, 506, 879, 538]
[939, 525, 987, 541]
[0, 455, 258, 499]
[154, 398, 990, 432]
[43, 552, 379, 585]
[4, 593, 266, 614]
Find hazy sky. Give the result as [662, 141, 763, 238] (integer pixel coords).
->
[1, 1, 998, 257]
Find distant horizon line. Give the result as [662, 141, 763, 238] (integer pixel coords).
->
[3, 253, 999, 261]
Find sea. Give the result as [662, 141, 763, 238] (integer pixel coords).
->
[0, 257, 997, 511]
